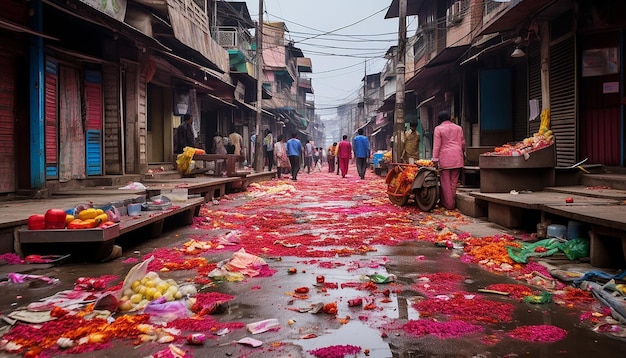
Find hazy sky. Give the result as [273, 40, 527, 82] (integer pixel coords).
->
[242, 0, 405, 119]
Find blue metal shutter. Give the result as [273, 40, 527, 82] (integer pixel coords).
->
[85, 130, 102, 175]
[84, 70, 102, 175]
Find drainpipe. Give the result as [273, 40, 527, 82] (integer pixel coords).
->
[29, 0, 45, 189]
[393, 0, 407, 163]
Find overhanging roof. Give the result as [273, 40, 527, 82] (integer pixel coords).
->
[235, 99, 273, 117]
[478, 0, 556, 36]
[385, 0, 425, 19]
[217, 2, 254, 28]
[405, 45, 469, 90]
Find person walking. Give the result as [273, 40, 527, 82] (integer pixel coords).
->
[314, 147, 323, 172]
[327, 142, 337, 173]
[304, 140, 314, 174]
[403, 122, 420, 164]
[286, 133, 303, 181]
[175, 114, 196, 154]
[273, 134, 290, 179]
[264, 130, 274, 171]
[432, 110, 465, 210]
[336, 135, 352, 178]
[352, 128, 370, 180]
[229, 130, 243, 156]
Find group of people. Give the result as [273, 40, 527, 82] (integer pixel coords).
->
[177, 110, 465, 210]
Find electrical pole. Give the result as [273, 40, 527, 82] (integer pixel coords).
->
[254, 0, 264, 172]
[393, 0, 406, 163]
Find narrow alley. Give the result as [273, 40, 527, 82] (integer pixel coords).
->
[0, 167, 624, 358]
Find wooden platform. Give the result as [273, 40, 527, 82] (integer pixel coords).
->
[468, 186, 626, 268]
[143, 177, 240, 201]
[193, 154, 245, 177]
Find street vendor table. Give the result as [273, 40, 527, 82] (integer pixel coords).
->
[479, 144, 555, 193]
[17, 197, 205, 261]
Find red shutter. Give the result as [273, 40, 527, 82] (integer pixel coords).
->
[45, 60, 59, 178]
[85, 70, 102, 130]
[0, 54, 16, 193]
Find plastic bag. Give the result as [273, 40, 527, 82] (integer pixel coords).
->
[144, 297, 190, 324]
[176, 146, 196, 175]
[562, 238, 590, 260]
[507, 239, 565, 263]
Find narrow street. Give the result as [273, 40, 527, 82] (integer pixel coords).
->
[1, 167, 625, 358]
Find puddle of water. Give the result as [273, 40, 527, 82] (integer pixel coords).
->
[293, 320, 392, 358]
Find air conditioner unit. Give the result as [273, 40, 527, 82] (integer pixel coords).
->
[217, 31, 237, 47]
[447, 1, 464, 25]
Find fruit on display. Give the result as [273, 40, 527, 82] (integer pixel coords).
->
[118, 271, 183, 311]
[485, 109, 554, 156]
[44, 209, 68, 229]
[27, 214, 46, 230]
[26, 207, 115, 230]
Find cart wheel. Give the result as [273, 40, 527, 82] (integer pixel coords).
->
[414, 187, 438, 211]
[388, 194, 409, 206]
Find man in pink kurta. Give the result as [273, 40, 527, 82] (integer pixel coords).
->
[432, 111, 465, 210]
[336, 135, 352, 178]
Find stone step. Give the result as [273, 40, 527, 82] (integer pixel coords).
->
[581, 173, 626, 190]
[455, 190, 487, 219]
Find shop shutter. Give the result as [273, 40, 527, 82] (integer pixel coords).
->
[512, 62, 528, 141]
[549, 36, 577, 166]
[45, 60, 59, 178]
[85, 130, 102, 175]
[0, 55, 15, 193]
[527, 43, 542, 137]
[84, 70, 102, 175]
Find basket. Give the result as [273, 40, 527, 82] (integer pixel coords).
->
[385, 164, 418, 197]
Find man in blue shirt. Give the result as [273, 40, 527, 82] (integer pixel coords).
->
[286, 133, 303, 181]
[352, 128, 370, 180]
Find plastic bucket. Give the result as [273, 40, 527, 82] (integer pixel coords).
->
[127, 203, 142, 216]
[547, 224, 567, 239]
[567, 220, 587, 240]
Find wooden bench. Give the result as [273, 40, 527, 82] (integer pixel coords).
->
[193, 154, 245, 177]
[143, 177, 240, 202]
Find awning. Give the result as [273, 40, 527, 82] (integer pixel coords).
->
[459, 38, 514, 65]
[378, 94, 396, 112]
[43, 0, 170, 52]
[235, 99, 273, 117]
[384, 0, 425, 19]
[297, 129, 310, 138]
[206, 93, 236, 108]
[417, 95, 435, 109]
[158, 50, 228, 83]
[0, 17, 59, 40]
[478, 0, 556, 36]
[405, 45, 469, 91]
[371, 128, 383, 137]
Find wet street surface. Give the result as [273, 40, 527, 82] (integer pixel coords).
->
[0, 168, 625, 357]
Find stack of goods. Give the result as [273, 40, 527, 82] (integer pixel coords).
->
[483, 109, 554, 157]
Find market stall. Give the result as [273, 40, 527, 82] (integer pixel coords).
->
[479, 111, 556, 193]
